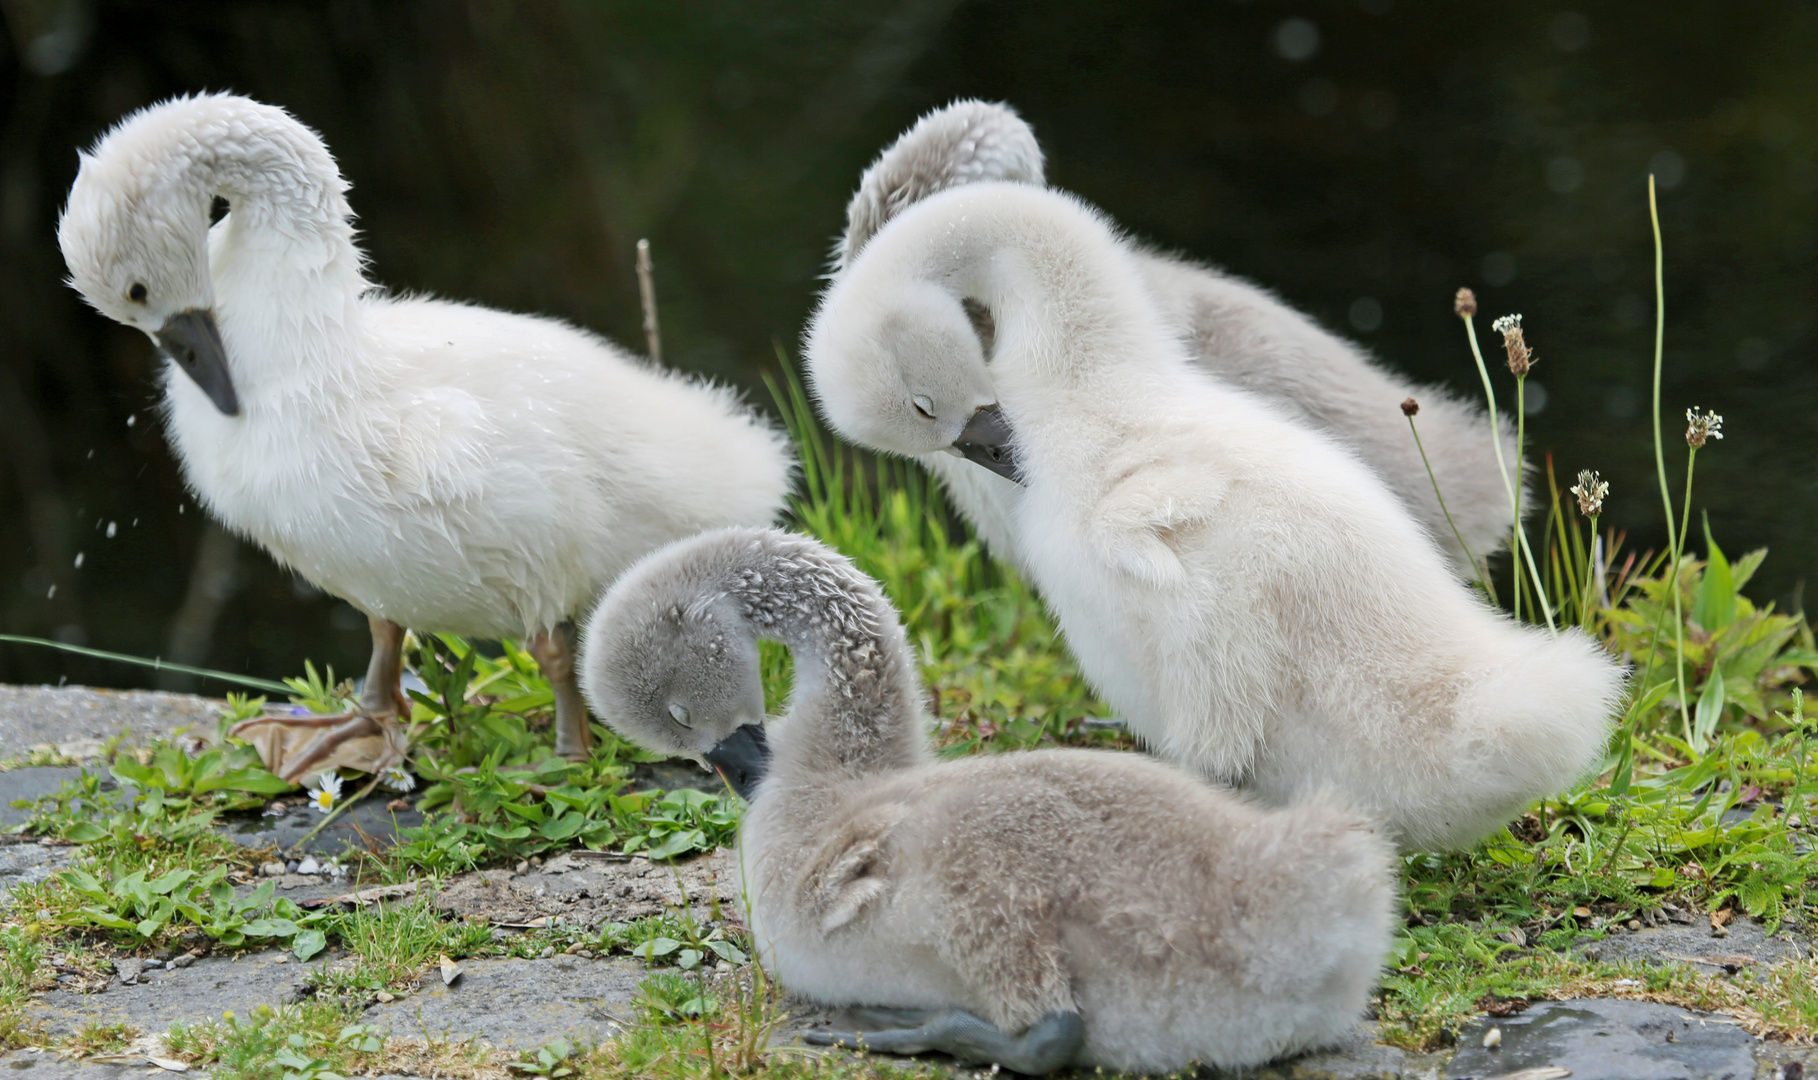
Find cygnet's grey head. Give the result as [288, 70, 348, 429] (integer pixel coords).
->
[581, 530, 770, 800]
[58, 95, 316, 417]
[804, 273, 1020, 483]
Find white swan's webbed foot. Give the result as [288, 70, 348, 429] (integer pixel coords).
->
[803, 1008, 1083, 1075]
[230, 616, 410, 785]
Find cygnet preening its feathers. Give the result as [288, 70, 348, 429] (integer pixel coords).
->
[832, 99, 1518, 574]
[58, 93, 793, 779]
[581, 527, 1397, 1075]
[805, 183, 1624, 850]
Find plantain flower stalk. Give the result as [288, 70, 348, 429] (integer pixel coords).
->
[1570, 470, 1608, 629]
[1667, 407, 1726, 748]
[1402, 397, 1493, 599]
[1456, 296, 1555, 631]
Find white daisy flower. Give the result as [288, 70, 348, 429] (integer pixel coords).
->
[380, 763, 416, 793]
[306, 771, 343, 814]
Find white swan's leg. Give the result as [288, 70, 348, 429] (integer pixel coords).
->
[230, 616, 408, 784]
[804, 1009, 1083, 1074]
[529, 621, 591, 761]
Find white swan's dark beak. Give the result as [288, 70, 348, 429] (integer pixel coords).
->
[953, 403, 1021, 484]
[156, 309, 239, 416]
[704, 722, 769, 801]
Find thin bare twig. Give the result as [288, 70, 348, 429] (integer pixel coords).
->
[637, 238, 662, 364]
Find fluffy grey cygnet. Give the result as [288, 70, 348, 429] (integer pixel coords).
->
[834, 99, 1517, 575]
[579, 527, 1398, 1076]
[805, 183, 1625, 850]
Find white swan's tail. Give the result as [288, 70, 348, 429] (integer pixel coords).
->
[1410, 627, 1624, 849]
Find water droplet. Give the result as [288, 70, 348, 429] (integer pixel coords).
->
[73, 553, 84, 569]
[126, 414, 136, 428]
[105, 521, 117, 539]
[46, 584, 56, 599]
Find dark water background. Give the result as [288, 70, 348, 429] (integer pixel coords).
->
[2, 0, 1813, 691]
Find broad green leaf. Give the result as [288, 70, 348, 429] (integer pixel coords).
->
[706, 939, 748, 964]
[1693, 518, 1736, 631]
[62, 822, 106, 843]
[646, 828, 707, 861]
[632, 937, 681, 958]
[1693, 668, 1726, 748]
[293, 928, 327, 960]
[147, 868, 195, 895]
[79, 907, 137, 932]
[540, 813, 585, 841]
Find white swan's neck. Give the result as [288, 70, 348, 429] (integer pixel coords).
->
[721, 538, 929, 785]
[897, 184, 1180, 392]
[187, 109, 369, 405]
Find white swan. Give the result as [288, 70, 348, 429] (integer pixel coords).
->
[57, 94, 793, 781]
[580, 527, 1396, 1075]
[834, 99, 1517, 575]
[804, 183, 1623, 850]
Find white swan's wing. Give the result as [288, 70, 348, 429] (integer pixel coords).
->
[375, 385, 497, 507]
[1087, 444, 1230, 586]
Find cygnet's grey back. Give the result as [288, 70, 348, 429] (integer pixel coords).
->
[836, 100, 1045, 272]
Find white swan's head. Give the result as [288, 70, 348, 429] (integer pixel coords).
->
[581, 529, 770, 799]
[804, 272, 1016, 479]
[836, 99, 1044, 272]
[58, 93, 336, 416]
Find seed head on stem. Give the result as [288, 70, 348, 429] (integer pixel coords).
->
[1454, 287, 1478, 317]
[1401, 397, 1420, 417]
[1570, 469, 1608, 517]
[1491, 314, 1535, 376]
[1685, 407, 1723, 448]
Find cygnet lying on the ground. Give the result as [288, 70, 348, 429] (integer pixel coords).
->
[58, 93, 792, 781]
[805, 183, 1623, 850]
[832, 99, 1517, 575]
[580, 527, 1397, 1075]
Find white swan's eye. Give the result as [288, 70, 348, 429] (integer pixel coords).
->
[911, 395, 935, 420]
[668, 703, 691, 728]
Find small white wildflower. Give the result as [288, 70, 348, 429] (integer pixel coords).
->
[306, 771, 343, 814]
[1685, 407, 1723, 448]
[1490, 313, 1522, 335]
[1570, 469, 1608, 517]
[380, 763, 416, 793]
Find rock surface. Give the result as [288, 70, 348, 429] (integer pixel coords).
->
[1448, 999, 1757, 1080]
[0, 685, 221, 763]
[3, 683, 1815, 1079]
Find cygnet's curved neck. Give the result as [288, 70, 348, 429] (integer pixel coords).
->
[883, 184, 1179, 391]
[720, 536, 929, 785]
[179, 105, 368, 395]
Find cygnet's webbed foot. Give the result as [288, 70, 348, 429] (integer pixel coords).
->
[803, 1008, 1083, 1075]
[232, 615, 411, 785]
[230, 709, 407, 786]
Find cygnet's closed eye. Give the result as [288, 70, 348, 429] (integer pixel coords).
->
[669, 702, 692, 728]
[912, 395, 935, 420]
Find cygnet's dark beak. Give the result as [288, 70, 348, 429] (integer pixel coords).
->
[953, 403, 1022, 484]
[704, 722, 770, 801]
[155, 309, 239, 416]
